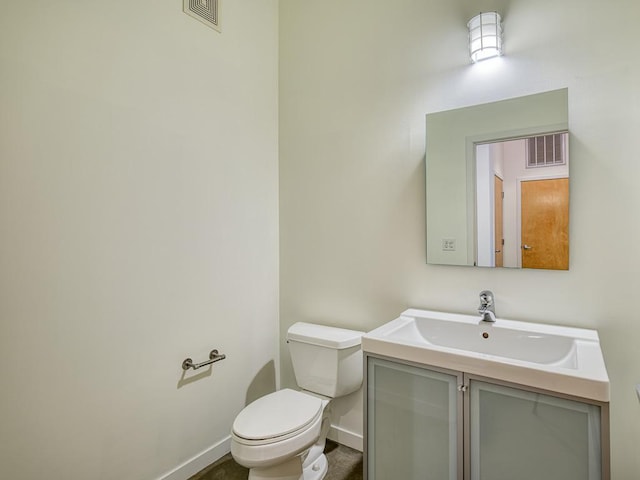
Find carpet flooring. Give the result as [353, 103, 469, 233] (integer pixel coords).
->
[188, 440, 363, 480]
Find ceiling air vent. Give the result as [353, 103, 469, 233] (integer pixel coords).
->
[526, 132, 568, 168]
[183, 0, 220, 32]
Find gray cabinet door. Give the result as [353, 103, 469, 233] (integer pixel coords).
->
[468, 379, 602, 480]
[367, 357, 461, 480]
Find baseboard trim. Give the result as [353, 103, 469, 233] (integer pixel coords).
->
[157, 435, 231, 480]
[327, 425, 363, 452]
[158, 426, 360, 479]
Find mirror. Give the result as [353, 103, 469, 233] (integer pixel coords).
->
[426, 89, 569, 269]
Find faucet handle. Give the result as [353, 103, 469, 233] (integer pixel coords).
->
[479, 290, 494, 305]
[478, 290, 496, 322]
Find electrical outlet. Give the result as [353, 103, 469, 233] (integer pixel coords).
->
[442, 238, 456, 251]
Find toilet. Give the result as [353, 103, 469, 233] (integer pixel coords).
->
[230, 322, 365, 480]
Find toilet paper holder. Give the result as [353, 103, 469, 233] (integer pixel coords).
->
[182, 349, 226, 371]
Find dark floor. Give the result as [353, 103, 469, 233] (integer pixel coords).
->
[189, 440, 363, 480]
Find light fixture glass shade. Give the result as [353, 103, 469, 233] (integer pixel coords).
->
[468, 12, 503, 63]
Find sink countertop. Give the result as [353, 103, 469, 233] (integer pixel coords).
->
[362, 309, 610, 402]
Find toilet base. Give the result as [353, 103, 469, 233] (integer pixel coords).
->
[303, 453, 328, 480]
[246, 451, 328, 480]
[247, 455, 303, 480]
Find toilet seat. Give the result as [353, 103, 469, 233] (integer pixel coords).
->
[232, 389, 323, 446]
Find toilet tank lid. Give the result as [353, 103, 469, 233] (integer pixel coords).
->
[286, 322, 364, 349]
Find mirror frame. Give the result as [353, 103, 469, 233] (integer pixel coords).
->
[426, 89, 569, 268]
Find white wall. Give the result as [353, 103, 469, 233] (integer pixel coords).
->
[502, 139, 526, 267]
[0, 1, 279, 479]
[279, 0, 640, 477]
[475, 144, 495, 267]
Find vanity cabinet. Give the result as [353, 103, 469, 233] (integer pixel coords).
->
[365, 355, 609, 480]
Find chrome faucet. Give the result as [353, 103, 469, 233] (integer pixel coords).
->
[478, 290, 496, 322]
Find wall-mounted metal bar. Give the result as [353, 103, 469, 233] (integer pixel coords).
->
[182, 349, 226, 371]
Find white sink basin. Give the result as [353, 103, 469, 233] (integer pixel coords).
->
[362, 309, 610, 401]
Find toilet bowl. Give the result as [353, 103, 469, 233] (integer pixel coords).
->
[230, 322, 364, 480]
[231, 389, 330, 480]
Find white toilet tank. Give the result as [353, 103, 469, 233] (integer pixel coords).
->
[286, 322, 365, 398]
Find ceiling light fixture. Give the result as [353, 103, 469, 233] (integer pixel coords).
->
[468, 12, 503, 63]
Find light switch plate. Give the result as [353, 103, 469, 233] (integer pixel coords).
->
[442, 238, 456, 251]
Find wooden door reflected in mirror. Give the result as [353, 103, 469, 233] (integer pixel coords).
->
[521, 178, 569, 270]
